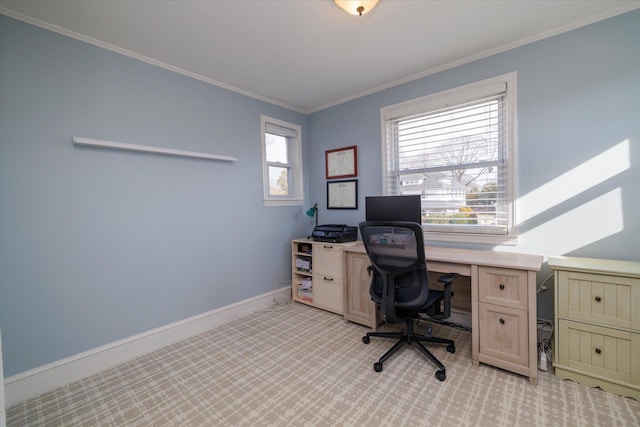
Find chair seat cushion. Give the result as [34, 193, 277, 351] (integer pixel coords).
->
[424, 290, 444, 308]
[396, 288, 443, 309]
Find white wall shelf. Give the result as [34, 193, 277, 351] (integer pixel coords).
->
[72, 137, 237, 162]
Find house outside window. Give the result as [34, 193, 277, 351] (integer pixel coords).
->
[261, 115, 303, 206]
[381, 73, 517, 244]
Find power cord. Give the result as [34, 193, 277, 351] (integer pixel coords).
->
[416, 314, 472, 333]
[272, 280, 292, 306]
[537, 272, 553, 294]
[537, 318, 553, 370]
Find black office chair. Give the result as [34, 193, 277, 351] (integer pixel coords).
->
[359, 221, 459, 381]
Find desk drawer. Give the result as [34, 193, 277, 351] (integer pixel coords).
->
[557, 319, 639, 385]
[479, 267, 528, 310]
[478, 302, 529, 369]
[428, 261, 471, 276]
[313, 275, 343, 314]
[557, 271, 639, 330]
[314, 243, 345, 279]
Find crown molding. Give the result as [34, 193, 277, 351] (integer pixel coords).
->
[307, 3, 640, 113]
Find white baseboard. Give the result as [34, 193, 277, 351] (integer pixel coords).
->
[4, 287, 291, 407]
[1, 328, 6, 427]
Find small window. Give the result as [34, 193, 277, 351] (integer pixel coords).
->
[261, 116, 303, 206]
[381, 73, 517, 243]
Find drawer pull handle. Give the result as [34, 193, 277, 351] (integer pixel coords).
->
[323, 277, 333, 281]
[323, 245, 333, 249]
[499, 284, 505, 290]
[499, 318, 505, 324]
[595, 347, 602, 354]
[595, 296, 602, 302]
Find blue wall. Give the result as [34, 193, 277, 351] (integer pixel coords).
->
[0, 15, 310, 376]
[308, 10, 639, 319]
[1, 10, 639, 378]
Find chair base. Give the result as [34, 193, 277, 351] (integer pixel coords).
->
[362, 319, 455, 381]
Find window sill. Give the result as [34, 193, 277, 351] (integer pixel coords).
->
[424, 231, 519, 246]
[264, 198, 303, 207]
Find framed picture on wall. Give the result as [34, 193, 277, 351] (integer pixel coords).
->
[327, 179, 358, 209]
[325, 145, 357, 179]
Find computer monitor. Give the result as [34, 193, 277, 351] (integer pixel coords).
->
[365, 195, 422, 224]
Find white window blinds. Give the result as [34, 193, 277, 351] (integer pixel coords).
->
[382, 75, 515, 236]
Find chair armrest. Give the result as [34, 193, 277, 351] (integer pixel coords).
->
[437, 273, 460, 285]
[435, 273, 460, 319]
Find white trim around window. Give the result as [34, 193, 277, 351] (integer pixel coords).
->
[261, 115, 304, 206]
[380, 72, 518, 245]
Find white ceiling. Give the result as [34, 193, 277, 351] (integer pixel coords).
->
[2, 0, 639, 113]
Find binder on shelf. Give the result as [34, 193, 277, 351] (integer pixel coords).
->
[295, 256, 311, 272]
[298, 288, 313, 302]
[298, 277, 312, 290]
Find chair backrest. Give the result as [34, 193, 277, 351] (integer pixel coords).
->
[358, 221, 430, 324]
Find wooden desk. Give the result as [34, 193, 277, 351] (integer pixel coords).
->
[343, 243, 543, 384]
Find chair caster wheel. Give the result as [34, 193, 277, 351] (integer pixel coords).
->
[373, 362, 383, 372]
[435, 370, 446, 381]
[362, 336, 370, 344]
[447, 344, 455, 353]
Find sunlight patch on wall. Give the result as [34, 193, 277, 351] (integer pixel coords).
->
[517, 139, 630, 224]
[522, 188, 623, 255]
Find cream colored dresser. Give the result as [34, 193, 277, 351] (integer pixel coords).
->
[549, 256, 640, 400]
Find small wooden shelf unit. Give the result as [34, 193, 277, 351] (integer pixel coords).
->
[291, 239, 357, 315]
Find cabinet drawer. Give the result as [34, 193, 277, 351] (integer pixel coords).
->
[314, 243, 345, 279]
[557, 319, 639, 385]
[557, 271, 639, 330]
[314, 276, 343, 314]
[479, 267, 528, 310]
[478, 303, 528, 368]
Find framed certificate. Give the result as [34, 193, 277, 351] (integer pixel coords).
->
[327, 179, 358, 209]
[325, 146, 357, 179]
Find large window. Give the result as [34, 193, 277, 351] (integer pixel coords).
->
[261, 115, 303, 206]
[381, 73, 517, 243]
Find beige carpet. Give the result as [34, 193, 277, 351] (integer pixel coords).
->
[7, 302, 640, 426]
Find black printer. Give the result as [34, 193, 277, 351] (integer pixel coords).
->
[311, 224, 358, 243]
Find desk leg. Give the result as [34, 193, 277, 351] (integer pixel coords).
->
[470, 265, 480, 365]
[527, 270, 538, 384]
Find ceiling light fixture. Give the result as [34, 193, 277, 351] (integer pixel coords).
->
[334, 0, 380, 16]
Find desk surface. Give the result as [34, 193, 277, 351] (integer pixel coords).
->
[549, 255, 640, 276]
[344, 242, 543, 271]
